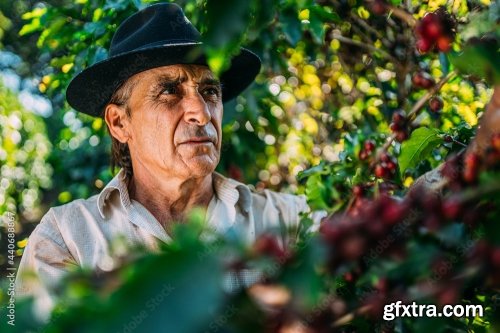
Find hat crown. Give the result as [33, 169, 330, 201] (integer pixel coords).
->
[66, 3, 261, 116]
[110, 3, 201, 57]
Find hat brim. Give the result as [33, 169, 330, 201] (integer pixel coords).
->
[66, 42, 261, 117]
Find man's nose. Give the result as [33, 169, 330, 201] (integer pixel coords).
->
[182, 89, 211, 126]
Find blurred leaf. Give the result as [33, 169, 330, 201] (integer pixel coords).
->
[459, 9, 499, 41]
[202, 0, 253, 76]
[47, 232, 225, 333]
[280, 7, 302, 46]
[449, 41, 500, 85]
[280, 237, 327, 310]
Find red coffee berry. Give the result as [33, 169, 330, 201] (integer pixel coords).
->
[416, 38, 433, 54]
[364, 140, 376, 153]
[395, 130, 409, 142]
[391, 110, 407, 135]
[429, 96, 444, 113]
[484, 148, 500, 168]
[353, 185, 364, 197]
[359, 149, 369, 161]
[442, 199, 462, 220]
[382, 201, 407, 225]
[392, 110, 406, 124]
[491, 133, 500, 152]
[441, 155, 462, 183]
[420, 13, 442, 40]
[228, 164, 243, 181]
[369, 0, 387, 15]
[436, 35, 452, 52]
[339, 233, 366, 260]
[424, 214, 441, 231]
[380, 152, 390, 163]
[319, 221, 343, 242]
[412, 71, 435, 89]
[437, 286, 459, 306]
[253, 234, 286, 260]
[444, 135, 453, 143]
[363, 294, 386, 319]
[375, 278, 389, 293]
[412, 72, 424, 86]
[491, 248, 500, 268]
[375, 164, 389, 178]
[463, 168, 477, 184]
[421, 76, 435, 89]
[464, 153, 480, 169]
[343, 271, 354, 282]
[422, 194, 441, 211]
[390, 122, 402, 132]
[386, 159, 397, 172]
[463, 153, 480, 183]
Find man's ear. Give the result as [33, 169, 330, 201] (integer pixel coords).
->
[104, 104, 130, 143]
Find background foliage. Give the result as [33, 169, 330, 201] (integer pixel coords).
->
[0, 0, 499, 332]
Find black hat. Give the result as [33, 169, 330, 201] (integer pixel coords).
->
[66, 3, 261, 117]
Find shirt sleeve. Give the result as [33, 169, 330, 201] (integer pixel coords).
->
[15, 209, 78, 319]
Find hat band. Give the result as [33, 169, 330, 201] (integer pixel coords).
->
[111, 39, 202, 57]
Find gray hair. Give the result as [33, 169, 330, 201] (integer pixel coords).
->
[103, 78, 138, 179]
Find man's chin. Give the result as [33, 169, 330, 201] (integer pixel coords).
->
[183, 156, 218, 177]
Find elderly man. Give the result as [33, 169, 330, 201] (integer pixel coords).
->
[16, 3, 311, 311]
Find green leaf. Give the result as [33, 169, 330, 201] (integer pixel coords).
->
[297, 161, 328, 181]
[304, 173, 330, 210]
[308, 5, 339, 23]
[202, 0, 253, 76]
[308, 10, 324, 44]
[280, 8, 302, 46]
[280, 238, 327, 310]
[449, 41, 500, 85]
[398, 127, 443, 176]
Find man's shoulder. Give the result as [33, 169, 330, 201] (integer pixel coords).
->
[42, 194, 102, 226]
[49, 194, 100, 216]
[249, 186, 308, 211]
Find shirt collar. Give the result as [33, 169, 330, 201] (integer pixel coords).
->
[212, 172, 253, 217]
[96, 169, 253, 219]
[97, 169, 131, 219]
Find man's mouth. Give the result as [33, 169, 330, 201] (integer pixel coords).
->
[179, 137, 215, 145]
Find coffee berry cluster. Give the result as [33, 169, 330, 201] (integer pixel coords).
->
[415, 8, 456, 53]
[389, 110, 409, 142]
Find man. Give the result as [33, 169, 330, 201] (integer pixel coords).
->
[16, 3, 311, 313]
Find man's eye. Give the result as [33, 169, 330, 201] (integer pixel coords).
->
[162, 85, 178, 95]
[202, 87, 220, 97]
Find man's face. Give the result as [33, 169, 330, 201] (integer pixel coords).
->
[116, 64, 223, 179]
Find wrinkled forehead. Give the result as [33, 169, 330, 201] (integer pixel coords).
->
[135, 64, 217, 84]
